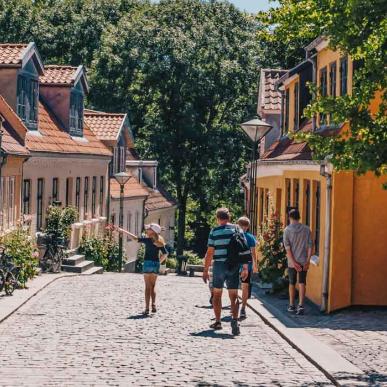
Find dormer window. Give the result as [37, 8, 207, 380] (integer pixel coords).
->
[17, 75, 38, 130]
[69, 90, 83, 136]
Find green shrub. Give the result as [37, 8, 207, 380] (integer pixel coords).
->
[135, 245, 145, 273]
[1, 227, 39, 286]
[45, 205, 78, 245]
[182, 250, 203, 265]
[166, 257, 177, 269]
[79, 232, 121, 272]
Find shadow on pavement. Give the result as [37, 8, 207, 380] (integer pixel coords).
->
[127, 313, 152, 320]
[190, 330, 234, 339]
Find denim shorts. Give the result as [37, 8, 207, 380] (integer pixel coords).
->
[143, 260, 160, 274]
[212, 261, 240, 290]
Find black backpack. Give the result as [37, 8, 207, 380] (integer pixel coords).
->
[226, 226, 252, 268]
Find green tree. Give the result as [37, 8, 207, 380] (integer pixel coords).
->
[90, 0, 258, 253]
[0, 0, 144, 67]
[258, 0, 387, 179]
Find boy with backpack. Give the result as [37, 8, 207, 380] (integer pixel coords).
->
[203, 208, 250, 335]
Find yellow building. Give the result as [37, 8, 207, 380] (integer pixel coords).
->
[253, 37, 387, 312]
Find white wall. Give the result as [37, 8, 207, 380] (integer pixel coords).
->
[23, 155, 110, 234]
[145, 207, 176, 247]
[110, 196, 145, 262]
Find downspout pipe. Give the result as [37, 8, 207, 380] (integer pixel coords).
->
[320, 164, 332, 312]
[306, 54, 317, 131]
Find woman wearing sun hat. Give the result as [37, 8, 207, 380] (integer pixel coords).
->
[118, 223, 168, 315]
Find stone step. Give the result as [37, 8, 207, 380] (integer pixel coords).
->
[81, 266, 104, 275]
[62, 254, 85, 266]
[61, 260, 94, 273]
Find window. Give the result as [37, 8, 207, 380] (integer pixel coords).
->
[75, 177, 81, 213]
[153, 167, 157, 189]
[329, 62, 337, 98]
[314, 182, 321, 255]
[52, 178, 59, 203]
[23, 179, 31, 215]
[127, 212, 132, 241]
[293, 179, 300, 210]
[37, 178, 44, 231]
[319, 67, 328, 125]
[16, 75, 38, 129]
[84, 177, 89, 218]
[285, 179, 291, 225]
[69, 91, 83, 136]
[138, 168, 143, 183]
[284, 89, 290, 134]
[65, 178, 72, 207]
[92, 177, 97, 217]
[120, 147, 126, 172]
[265, 189, 270, 218]
[8, 177, 15, 228]
[111, 214, 116, 226]
[99, 176, 104, 216]
[294, 82, 299, 130]
[304, 180, 311, 226]
[259, 188, 264, 226]
[340, 56, 348, 96]
[135, 211, 140, 235]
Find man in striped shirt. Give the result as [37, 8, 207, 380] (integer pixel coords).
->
[203, 208, 248, 335]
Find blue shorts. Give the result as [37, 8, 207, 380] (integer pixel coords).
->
[143, 260, 160, 274]
[212, 261, 240, 290]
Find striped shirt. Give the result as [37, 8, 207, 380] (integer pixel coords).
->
[207, 224, 237, 262]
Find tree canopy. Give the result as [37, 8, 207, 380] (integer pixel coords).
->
[258, 0, 387, 179]
[90, 0, 259, 253]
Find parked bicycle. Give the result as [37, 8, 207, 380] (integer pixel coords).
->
[0, 247, 20, 296]
[39, 233, 65, 273]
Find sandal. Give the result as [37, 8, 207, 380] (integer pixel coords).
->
[210, 321, 222, 330]
[143, 309, 150, 316]
[152, 304, 157, 313]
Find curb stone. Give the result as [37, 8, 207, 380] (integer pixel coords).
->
[240, 292, 366, 387]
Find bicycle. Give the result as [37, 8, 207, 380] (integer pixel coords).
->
[0, 248, 20, 296]
[40, 233, 65, 273]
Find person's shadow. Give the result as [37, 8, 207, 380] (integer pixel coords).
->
[127, 313, 152, 320]
[190, 330, 234, 339]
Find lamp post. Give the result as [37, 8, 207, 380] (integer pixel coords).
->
[240, 117, 272, 234]
[113, 171, 131, 272]
[0, 115, 5, 206]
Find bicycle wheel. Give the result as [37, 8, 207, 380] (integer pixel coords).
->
[0, 270, 5, 292]
[51, 247, 63, 273]
[4, 272, 16, 295]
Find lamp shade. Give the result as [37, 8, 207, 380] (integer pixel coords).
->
[240, 117, 272, 143]
[114, 171, 131, 186]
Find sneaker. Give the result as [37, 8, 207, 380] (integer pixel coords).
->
[231, 319, 240, 336]
[296, 305, 305, 315]
[239, 308, 247, 321]
[210, 320, 222, 330]
[287, 305, 296, 313]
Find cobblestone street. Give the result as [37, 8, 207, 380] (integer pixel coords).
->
[0, 274, 332, 386]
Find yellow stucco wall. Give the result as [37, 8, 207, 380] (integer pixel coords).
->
[256, 168, 326, 306]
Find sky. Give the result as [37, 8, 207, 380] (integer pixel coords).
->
[227, 0, 278, 13]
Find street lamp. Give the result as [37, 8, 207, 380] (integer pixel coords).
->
[114, 171, 131, 272]
[240, 117, 272, 234]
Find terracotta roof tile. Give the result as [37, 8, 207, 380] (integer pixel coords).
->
[25, 100, 112, 156]
[145, 185, 177, 211]
[110, 175, 149, 199]
[0, 44, 28, 65]
[261, 137, 312, 161]
[84, 110, 126, 141]
[259, 69, 288, 113]
[39, 65, 78, 85]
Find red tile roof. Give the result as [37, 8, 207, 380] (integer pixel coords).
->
[25, 100, 112, 156]
[110, 175, 149, 199]
[84, 110, 126, 141]
[0, 44, 28, 65]
[258, 69, 288, 113]
[261, 137, 312, 161]
[145, 185, 177, 212]
[39, 65, 79, 86]
[0, 95, 29, 156]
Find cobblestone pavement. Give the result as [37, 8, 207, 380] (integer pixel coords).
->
[252, 285, 387, 386]
[0, 274, 332, 387]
